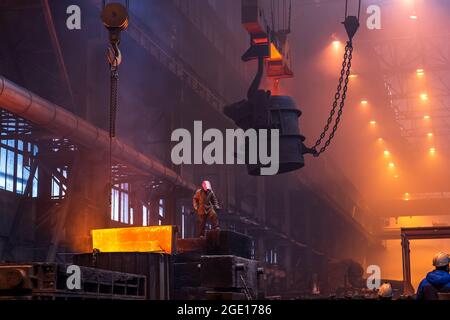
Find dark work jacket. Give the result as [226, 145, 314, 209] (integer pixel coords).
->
[192, 189, 219, 216]
[416, 270, 450, 300]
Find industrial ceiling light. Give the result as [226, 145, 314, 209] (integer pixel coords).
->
[424, 115, 431, 120]
[361, 99, 368, 105]
[429, 147, 436, 154]
[427, 132, 433, 137]
[388, 162, 395, 168]
[420, 93, 429, 101]
[332, 40, 341, 49]
[369, 120, 377, 125]
[384, 150, 390, 156]
[416, 68, 425, 76]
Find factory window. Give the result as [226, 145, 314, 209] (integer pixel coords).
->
[181, 205, 186, 239]
[158, 198, 165, 225]
[111, 183, 132, 224]
[0, 111, 38, 197]
[265, 249, 278, 265]
[251, 240, 255, 260]
[159, 199, 165, 217]
[51, 167, 67, 199]
[142, 204, 150, 226]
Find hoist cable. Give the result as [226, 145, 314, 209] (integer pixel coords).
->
[288, 0, 292, 32]
[271, 0, 275, 32]
[345, 0, 348, 18]
[344, 0, 363, 22]
[277, 0, 280, 31]
[358, 0, 361, 21]
[345, 0, 362, 22]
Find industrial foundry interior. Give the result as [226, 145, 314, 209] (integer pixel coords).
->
[0, 0, 450, 301]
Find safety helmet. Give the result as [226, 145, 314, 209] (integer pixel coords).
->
[433, 252, 450, 268]
[202, 180, 212, 191]
[378, 282, 393, 299]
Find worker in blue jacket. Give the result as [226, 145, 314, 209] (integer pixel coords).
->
[417, 252, 450, 300]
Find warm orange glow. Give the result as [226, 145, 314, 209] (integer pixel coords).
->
[384, 150, 390, 156]
[394, 175, 400, 179]
[403, 192, 410, 201]
[416, 69, 425, 76]
[361, 100, 368, 105]
[378, 138, 383, 142]
[369, 120, 377, 125]
[252, 37, 269, 45]
[427, 132, 433, 137]
[92, 226, 175, 254]
[269, 43, 282, 61]
[429, 147, 436, 154]
[388, 162, 395, 168]
[420, 93, 429, 101]
[424, 115, 431, 120]
[332, 40, 341, 49]
[349, 74, 358, 79]
[272, 79, 280, 95]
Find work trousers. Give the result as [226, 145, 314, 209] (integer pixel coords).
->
[197, 211, 219, 237]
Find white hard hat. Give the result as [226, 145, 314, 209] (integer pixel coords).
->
[433, 252, 450, 267]
[378, 282, 393, 298]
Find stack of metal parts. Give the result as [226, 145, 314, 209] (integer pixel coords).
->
[0, 263, 146, 300]
[73, 252, 172, 300]
[175, 230, 265, 300]
[72, 225, 176, 300]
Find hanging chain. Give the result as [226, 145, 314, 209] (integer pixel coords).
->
[108, 63, 120, 213]
[109, 66, 119, 138]
[312, 42, 353, 157]
[101, 1, 128, 212]
[108, 59, 119, 208]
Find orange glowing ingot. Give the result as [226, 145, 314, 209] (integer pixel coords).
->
[92, 226, 174, 254]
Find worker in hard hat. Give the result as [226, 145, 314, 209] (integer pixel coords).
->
[378, 282, 393, 300]
[416, 252, 450, 300]
[192, 180, 220, 237]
